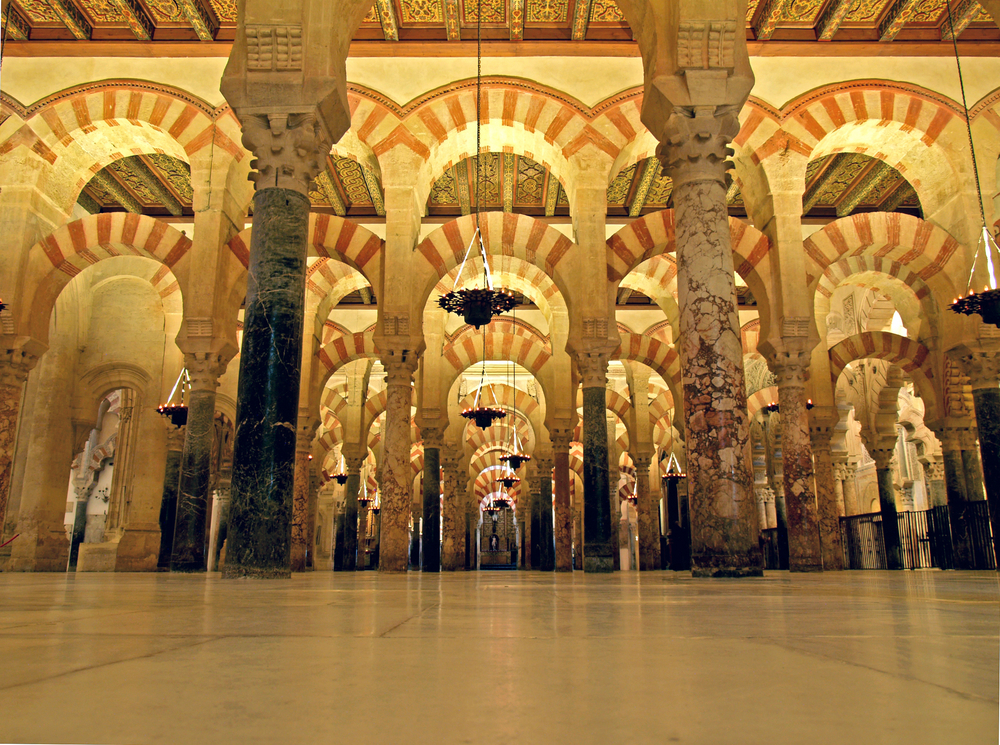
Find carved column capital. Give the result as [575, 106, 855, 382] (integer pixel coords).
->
[755, 485, 775, 504]
[296, 417, 318, 452]
[832, 462, 849, 482]
[420, 424, 445, 450]
[242, 111, 333, 195]
[923, 459, 945, 481]
[184, 351, 232, 392]
[657, 106, 739, 187]
[574, 350, 610, 389]
[0, 348, 38, 388]
[439, 449, 462, 471]
[383, 355, 420, 386]
[765, 347, 812, 390]
[534, 455, 554, 476]
[869, 447, 895, 471]
[955, 349, 1000, 392]
[632, 453, 652, 472]
[344, 452, 366, 473]
[550, 427, 574, 452]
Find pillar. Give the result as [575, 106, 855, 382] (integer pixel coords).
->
[923, 460, 947, 508]
[871, 448, 902, 570]
[0, 351, 35, 535]
[577, 353, 613, 572]
[607, 413, 621, 570]
[421, 426, 443, 572]
[810, 417, 842, 570]
[338, 453, 364, 571]
[171, 354, 228, 572]
[535, 454, 554, 571]
[156, 423, 186, 569]
[957, 349, 1000, 563]
[441, 450, 463, 570]
[290, 422, 316, 572]
[935, 428, 973, 568]
[634, 453, 658, 570]
[380, 359, 417, 572]
[224, 184, 315, 579]
[551, 429, 573, 571]
[762, 410, 788, 569]
[357, 498, 370, 569]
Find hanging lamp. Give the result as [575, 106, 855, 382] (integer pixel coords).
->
[358, 479, 374, 506]
[332, 452, 349, 485]
[661, 451, 686, 483]
[436, 0, 515, 329]
[944, 3, 1000, 328]
[157, 368, 190, 427]
[496, 471, 520, 489]
[500, 302, 531, 471]
[461, 342, 507, 429]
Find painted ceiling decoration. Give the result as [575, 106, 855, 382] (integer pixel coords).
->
[427, 152, 568, 217]
[308, 156, 386, 218]
[78, 154, 193, 217]
[3, 0, 995, 44]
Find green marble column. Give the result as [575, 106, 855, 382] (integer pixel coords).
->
[578, 359, 613, 573]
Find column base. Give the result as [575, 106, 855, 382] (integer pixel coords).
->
[692, 566, 764, 578]
[6, 526, 70, 572]
[221, 565, 291, 579]
[584, 556, 614, 573]
[115, 525, 161, 572]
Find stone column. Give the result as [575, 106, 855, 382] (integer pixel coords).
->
[0, 351, 35, 534]
[871, 447, 902, 570]
[959, 433, 986, 502]
[607, 413, 621, 570]
[156, 423, 186, 569]
[440, 450, 463, 571]
[831, 463, 848, 519]
[171, 354, 227, 572]
[420, 426, 443, 572]
[768, 354, 822, 571]
[764, 411, 789, 568]
[576, 352, 613, 572]
[755, 486, 776, 529]
[551, 428, 573, 571]
[810, 419, 842, 571]
[357, 497, 370, 570]
[958, 349, 1000, 561]
[527, 462, 539, 569]
[934, 428, 973, 568]
[337, 453, 364, 571]
[634, 453, 659, 570]
[290, 422, 317, 572]
[923, 460, 947, 508]
[535, 454, 554, 571]
[380, 359, 418, 572]
[658, 110, 760, 576]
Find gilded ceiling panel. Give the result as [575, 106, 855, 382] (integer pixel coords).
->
[148, 154, 193, 202]
[13, 0, 62, 24]
[208, 0, 236, 23]
[400, 0, 444, 23]
[144, 0, 186, 23]
[362, 4, 379, 22]
[430, 167, 459, 206]
[462, 0, 506, 24]
[746, 0, 760, 22]
[108, 160, 159, 203]
[606, 163, 636, 206]
[527, 0, 568, 23]
[515, 157, 545, 206]
[844, 0, 892, 23]
[783, 0, 823, 24]
[909, 0, 947, 23]
[334, 158, 375, 207]
[644, 173, 672, 207]
[589, 0, 624, 23]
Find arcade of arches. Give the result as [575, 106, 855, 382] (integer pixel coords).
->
[3, 0, 1000, 584]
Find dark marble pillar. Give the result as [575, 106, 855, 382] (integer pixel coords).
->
[223, 188, 309, 579]
[634, 454, 659, 570]
[971, 387, 1000, 563]
[871, 448, 902, 570]
[536, 455, 554, 571]
[156, 424, 185, 569]
[332, 499, 346, 570]
[937, 431, 973, 569]
[172, 354, 227, 572]
[551, 430, 573, 571]
[356, 500, 369, 569]
[577, 354, 613, 573]
[529, 468, 541, 570]
[763, 411, 789, 569]
[961, 443, 986, 502]
[421, 432, 442, 572]
[664, 474, 690, 570]
[409, 502, 421, 569]
[338, 455, 363, 571]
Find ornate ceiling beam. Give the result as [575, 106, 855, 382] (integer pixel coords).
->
[444, 0, 461, 40]
[77, 188, 101, 214]
[361, 165, 385, 216]
[359, 287, 374, 304]
[816, 0, 852, 40]
[502, 152, 515, 213]
[878, 179, 915, 212]
[752, 0, 787, 41]
[510, 0, 524, 40]
[317, 167, 347, 216]
[802, 158, 841, 213]
[456, 160, 473, 215]
[628, 158, 660, 218]
[835, 160, 893, 217]
[129, 157, 184, 216]
[1, 6, 30, 40]
[109, 0, 155, 40]
[571, 0, 592, 40]
[48, 0, 92, 40]
[543, 171, 559, 217]
[93, 170, 144, 214]
[176, 0, 219, 41]
[374, 0, 399, 41]
[616, 287, 634, 305]
[878, 0, 917, 42]
[942, 0, 982, 41]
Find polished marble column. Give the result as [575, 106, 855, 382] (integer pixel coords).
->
[421, 426, 443, 572]
[577, 353, 613, 573]
[871, 448, 902, 570]
[156, 424, 185, 570]
[551, 429, 573, 571]
[536, 454, 554, 571]
[634, 453, 659, 570]
[960, 350, 1000, 563]
[441, 450, 463, 571]
[290, 427, 315, 572]
[224, 188, 310, 579]
[0, 352, 34, 537]
[763, 410, 789, 569]
[171, 354, 227, 572]
[810, 426, 842, 570]
[935, 428, 973, 569]
[381, 359, 417, 572]
[338, 454, 363, 571]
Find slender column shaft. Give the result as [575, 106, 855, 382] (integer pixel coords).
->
[971, 387, 1000, 564]
[842, 465, 859, 516]
[961, 448, 985, 501]
[0, 356, 32, 533]
[421, 444, 441, 572]
[872, 450, 902, 570]
[357, 502, 369, 569]
[170, 387, 217, 571]
[441, 454, 462, 570]
[635, 455, 658, 570]
[536, 457, 554, 571]
[940, 440, 973, 569]
[224, 188, 309, 579]
[156, 426, 185, 569]
[580, 365, 612, 573]
[380, 362, 416, 572]
[409, 503, 421, 568]
[765, 414, 789, 569]
[337, 466, 362, 571]
[290, 448, 312, 571]
[812, 440, 842, 570]
[332, 498, 346, 569]
[529, 473, 540, 569]
[552, 435, 573, 571]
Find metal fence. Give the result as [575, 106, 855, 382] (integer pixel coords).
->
[840, 502, 995, 570]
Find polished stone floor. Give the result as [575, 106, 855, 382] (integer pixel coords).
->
[0, 571, 997, 744]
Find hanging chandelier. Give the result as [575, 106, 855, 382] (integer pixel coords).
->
[944, 3, 1000, 328]
[660, 451, 686, 484]
[157, 368, 190, 427]
[358, 480, 374, 505]
[462, 349, 507, 429]
[436, 0, 515, 330]
[332, 452, 349, 484]
[496, 471, 520, 489]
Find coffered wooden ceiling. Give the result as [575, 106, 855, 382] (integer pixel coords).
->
[3, 0, 997, 46]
